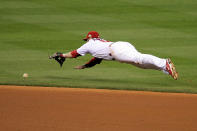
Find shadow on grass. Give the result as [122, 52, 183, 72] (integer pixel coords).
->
[62, 76, 174, 87]
[45, 76, 73, 80]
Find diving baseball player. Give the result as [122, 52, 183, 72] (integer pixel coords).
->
[50, 31, 178, 80]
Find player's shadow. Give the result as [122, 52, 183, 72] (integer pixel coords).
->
[85, 78, 128, 83]
[83, 77, 173, 87]
[45, 76, 73, 80]
[44, 76, 177, 88]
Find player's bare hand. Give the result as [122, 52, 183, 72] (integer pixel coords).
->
[74, 65, 86, 69]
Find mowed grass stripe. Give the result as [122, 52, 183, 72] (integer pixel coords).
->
[0, 0, 196, 93]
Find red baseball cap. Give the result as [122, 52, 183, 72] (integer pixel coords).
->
[83, 31, 100, 41]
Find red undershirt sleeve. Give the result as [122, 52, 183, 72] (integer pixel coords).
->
[71, 50, 81, 58]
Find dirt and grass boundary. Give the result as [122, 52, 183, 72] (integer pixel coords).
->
[1, 85, 197, 131]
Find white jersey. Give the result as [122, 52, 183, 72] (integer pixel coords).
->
[77, 38, 114, 60]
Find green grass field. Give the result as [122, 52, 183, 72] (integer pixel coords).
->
[0, 0, 197, 93]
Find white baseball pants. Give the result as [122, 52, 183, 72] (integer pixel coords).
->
[110, 42, 167, 72]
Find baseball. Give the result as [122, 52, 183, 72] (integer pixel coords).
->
[23, 73, 28, 78]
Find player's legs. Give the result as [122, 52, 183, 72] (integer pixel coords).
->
[135, 53, 166, 71]
[110, 41, 178, 79]
[110, 42, 166, 71]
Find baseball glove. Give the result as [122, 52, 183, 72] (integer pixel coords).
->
[49, 52, 66, 67]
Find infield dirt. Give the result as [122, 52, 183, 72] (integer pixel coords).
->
[1, 85, 197, 131]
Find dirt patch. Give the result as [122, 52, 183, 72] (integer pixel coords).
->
[1, 85, 197, 131]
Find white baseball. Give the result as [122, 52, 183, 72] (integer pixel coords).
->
[23, 73, 28, 78]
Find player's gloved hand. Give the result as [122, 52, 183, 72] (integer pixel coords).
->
[49, 52, 66, 67]
[49, 52, 63, 59]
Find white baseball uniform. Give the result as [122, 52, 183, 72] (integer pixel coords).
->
[77, 38, 167, 73]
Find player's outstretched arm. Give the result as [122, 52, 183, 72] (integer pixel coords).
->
[49, 50, 81, 67]
[62, 50, 81, 58]
[62, 52, 73, 58]
[50, 50, 80, 59]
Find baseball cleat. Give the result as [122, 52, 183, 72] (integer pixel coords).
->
[166, 58, 178, 80]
